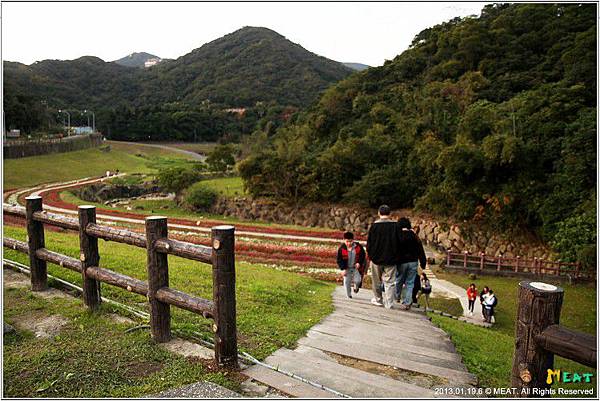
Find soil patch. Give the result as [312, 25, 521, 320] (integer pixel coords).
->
[3, 268, 30, 288]
[11, 312, 69, 339]
[124, 360, 164, 379]
[160, 338, 214, 360]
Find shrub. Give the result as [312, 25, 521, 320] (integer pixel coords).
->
[157, 166, 203, 194]
[184, 183, 218, 211]
[551, 212, 596, 263]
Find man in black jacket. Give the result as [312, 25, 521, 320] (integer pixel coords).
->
[366, 205, 399, 308]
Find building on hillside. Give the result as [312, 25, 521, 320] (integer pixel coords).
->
[6, 129, 21, 138]
[144, 58, 162, 68]
[73, 126, 94, 135]
[224, 108, 246, 117]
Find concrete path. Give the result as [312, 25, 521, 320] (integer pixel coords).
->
[110, 140, 207, 162]
[243, 286, 477, 398]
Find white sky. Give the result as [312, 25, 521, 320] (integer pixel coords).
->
[2, 2, 489, 67]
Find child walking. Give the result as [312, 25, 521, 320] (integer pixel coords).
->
[336, 231, 366, 298]
[466, 283, 478, 316]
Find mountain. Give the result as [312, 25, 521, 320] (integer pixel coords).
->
[114, 52, 161, 68]
[342, 62, 370, 71]
[4, 27, 354, 140]
[138, 27, 353, 107]
[239, 4, 596, 253]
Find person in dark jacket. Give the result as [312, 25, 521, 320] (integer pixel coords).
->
[394, 217, 427, 310]
[336, 231, 366, 298]
[366, 205, 400, 308]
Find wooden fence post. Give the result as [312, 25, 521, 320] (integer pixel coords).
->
[145, 216, 171, 343]
[515, 256, 520, 273]
[78, 205, 102, 310]
[446, 249, 451, 267]
[575, 262, 581, 278]
[26, 196, 47, 291]
[511, 281, 564, 396]
[497, 254, 502, 272]
[463, 251, 468, 270]
[480, 253, 485, 272]
[212, 225, 238, 369]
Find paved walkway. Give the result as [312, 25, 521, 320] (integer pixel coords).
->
[243, 286, 477, 398]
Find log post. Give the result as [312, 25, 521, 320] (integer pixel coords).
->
[446, 249, 451, 268]
[212, 225, 238, 368]
[145, 216, 171, 343]
[515, 256, 520, 273]
[26, 196, 47, 291]
[463, 251, 468, 270]
[480, 252, 485, 272]
[497, 254, 502, 272]
[575, 262, 581, 278]
[511, 281, 564, 396]
[78, 206, 102, 310]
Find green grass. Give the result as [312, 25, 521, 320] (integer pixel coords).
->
[433, 269, 596, 336]
[3, 225, 335, 360]
[425, 296, 464, 316]
[3, 286, 236, 397]
[429, 270, 596, 396]
[3, 141, 194, 189]
[200, 176, 245, 198]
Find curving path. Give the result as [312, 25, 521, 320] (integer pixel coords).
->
[109, 140, 207, 161]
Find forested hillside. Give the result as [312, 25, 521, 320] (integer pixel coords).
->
[239, 4, 597, 262]
[3, 27, 352, 141]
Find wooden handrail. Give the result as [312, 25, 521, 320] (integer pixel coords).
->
[2, 200, 237, 368]
[535, 325, 596, 368]
[511, 281, 597, 396]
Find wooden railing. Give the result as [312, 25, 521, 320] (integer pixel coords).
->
[511, 281, 596, 396]
[3, 196, 237, 368]
[445, 251, 594, 281]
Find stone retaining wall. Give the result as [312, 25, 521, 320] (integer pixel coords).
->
[211, 197, 553, 260]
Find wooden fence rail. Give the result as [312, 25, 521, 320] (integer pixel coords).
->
[444, 251, 594, 281]
[511, 281, 596, 396]
[3, 197, 237, 368]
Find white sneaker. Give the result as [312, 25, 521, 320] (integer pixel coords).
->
[469, 312, 473, 316]
[371, 298, 383, 307]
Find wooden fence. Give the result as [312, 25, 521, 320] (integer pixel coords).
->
[511, 281, 596, 396]
[3, 196, 237, 368]
[445, 251, 594, 281]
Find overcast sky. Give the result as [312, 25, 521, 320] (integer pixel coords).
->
[2, 2, 489, 67]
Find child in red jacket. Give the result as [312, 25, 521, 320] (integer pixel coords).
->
[336, 232, 366, 298]
[466, 283, 478, 316]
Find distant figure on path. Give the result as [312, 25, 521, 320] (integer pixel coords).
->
[420, 273, 432, 310]
[337, 231, 366, 299]
[480, 286, 490, 321]
[394, 217, 427, 310]
[483, 289, 497, 323]
[366, 205, 399, 308]
[466, 283, 478, 316]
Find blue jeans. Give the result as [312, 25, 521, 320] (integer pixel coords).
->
[396, 261, 418, 305]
